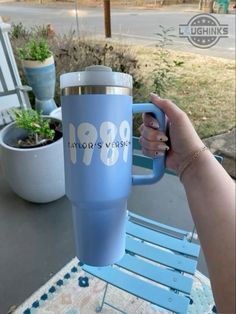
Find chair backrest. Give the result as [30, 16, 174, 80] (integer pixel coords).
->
[0, 20, 31, 127]
[132, 136, 223, 172]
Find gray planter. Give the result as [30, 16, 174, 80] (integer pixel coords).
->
[0, 117, 65, 203]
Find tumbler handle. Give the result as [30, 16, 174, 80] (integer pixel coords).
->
[132, 103, 166, 185]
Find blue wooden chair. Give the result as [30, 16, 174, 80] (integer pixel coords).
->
[81, 137, 223, 314]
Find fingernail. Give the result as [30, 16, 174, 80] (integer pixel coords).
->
[150, 92, 161, 99]
[158, 144, 169, 151]
[150, 120, 159, 129]
[157, 135, 168, 141]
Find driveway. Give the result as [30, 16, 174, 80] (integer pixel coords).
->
[0, 2, 235, 59]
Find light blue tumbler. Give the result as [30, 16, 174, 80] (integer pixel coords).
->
[60, 65, 166, 266]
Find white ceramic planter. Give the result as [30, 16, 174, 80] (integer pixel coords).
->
[0, 117, 65, 203]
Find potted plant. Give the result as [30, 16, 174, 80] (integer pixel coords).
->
[0, 109, 65, 203]
[17, 38, 57, 115]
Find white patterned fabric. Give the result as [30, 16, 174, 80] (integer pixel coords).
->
[14, 257, 216, 314]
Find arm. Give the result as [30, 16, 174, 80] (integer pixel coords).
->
[182, 145, 235, 314]
[140, 93, 235, 313]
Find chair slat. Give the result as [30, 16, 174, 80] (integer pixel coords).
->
[116, 253, 193, 294]
[0, 112, 4, 126]
[133, 136, 141, 150]
[126, 221, 200, 257]
[129, 212, 188, 237]
[126, 237, 197, 274]
[133, 154, 177, 176]
[1, 109, 13, 125]
[133, 154, 153, 169]
[83, 265, 189, 314]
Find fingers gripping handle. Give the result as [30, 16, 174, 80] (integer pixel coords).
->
[132, 103, 166, 185]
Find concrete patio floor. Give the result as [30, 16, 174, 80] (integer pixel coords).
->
[0, 164, 209, 314]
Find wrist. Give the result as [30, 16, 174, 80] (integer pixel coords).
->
[178, 147, 211, 183]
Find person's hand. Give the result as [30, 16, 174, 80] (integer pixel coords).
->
[139, 93, 204, 172]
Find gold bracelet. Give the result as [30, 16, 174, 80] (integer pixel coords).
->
[178, 146, 208, 182]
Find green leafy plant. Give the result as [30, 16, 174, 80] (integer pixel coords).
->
[13, 109, 55, 147]
[153, 25, 184, 97]
[17, 38, 51, 62]
[155, 25, 176, 49]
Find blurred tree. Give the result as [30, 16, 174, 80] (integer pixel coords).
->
[199, 0, 214, 12]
